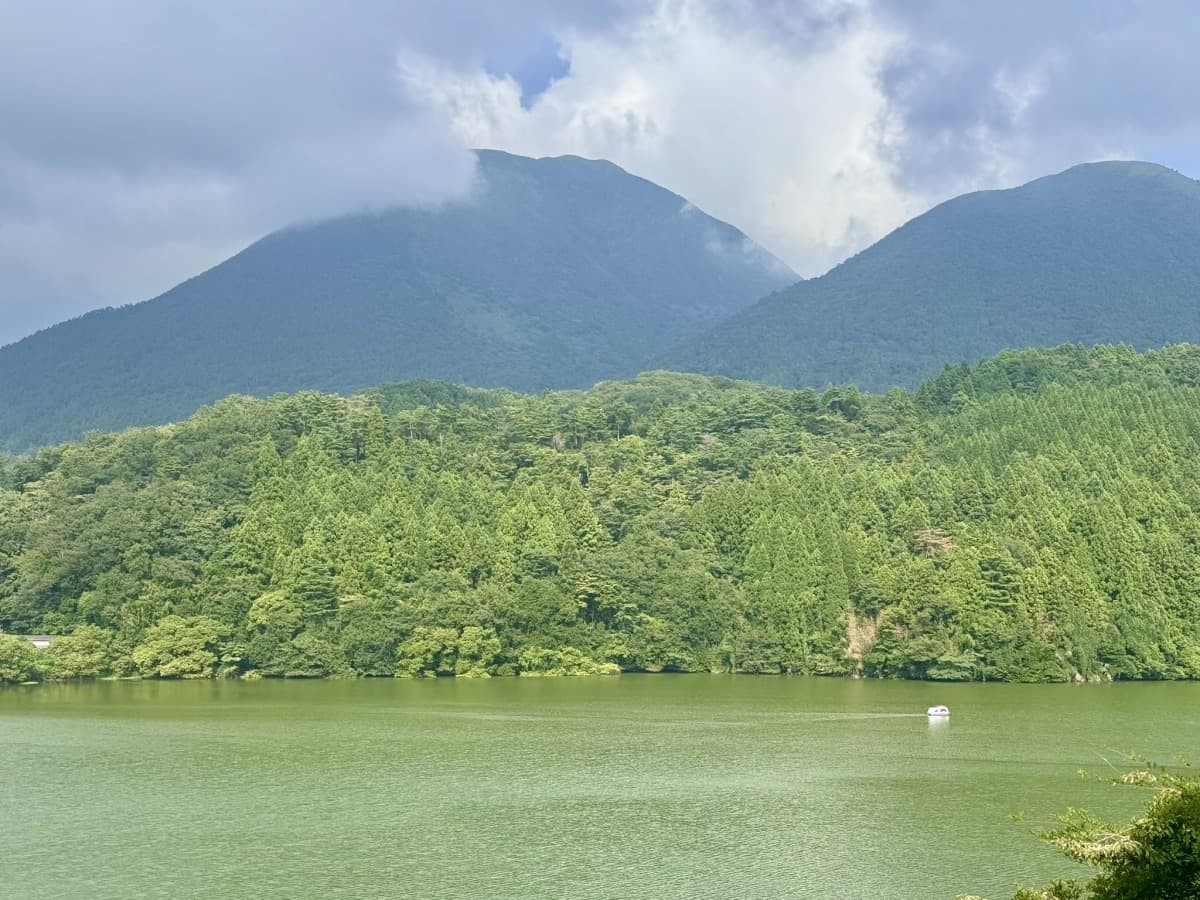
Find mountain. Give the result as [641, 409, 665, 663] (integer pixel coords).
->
[0, 150, 793, 451]
[665, 161, 1200, 390]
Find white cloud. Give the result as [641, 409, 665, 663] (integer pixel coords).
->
[5, 0, 1200, 346]
[401, 0, 918, 276]
[873, 0, 1200, 195]
[0, 1, 484, 345]
[0, 117, 478, 346]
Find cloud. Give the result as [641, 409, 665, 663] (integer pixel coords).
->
[0, 109, 474, 342]
[401, 0, 1200, 277]
[0, 1, 620, 344]
[400, 0, 915, 276]
[3, 0, 1200, 346]
[874, 0, 1200, 194]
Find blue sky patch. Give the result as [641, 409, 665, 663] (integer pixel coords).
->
[485, 33, 570, 109]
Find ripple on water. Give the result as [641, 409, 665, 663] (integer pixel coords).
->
[1, 676, 1191, 899]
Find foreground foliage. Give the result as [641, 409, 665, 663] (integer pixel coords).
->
[960, 763, 1200, 900]
[3, 344, 1200, 681]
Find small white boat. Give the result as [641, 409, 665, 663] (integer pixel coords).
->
[927, 705, 950, 717]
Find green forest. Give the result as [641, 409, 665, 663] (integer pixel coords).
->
[4, 343, 1200, 684]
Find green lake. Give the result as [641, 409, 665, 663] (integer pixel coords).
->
[2, 676, 1196, 899]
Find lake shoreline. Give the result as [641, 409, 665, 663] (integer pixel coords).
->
[2, 666, 1174, 689]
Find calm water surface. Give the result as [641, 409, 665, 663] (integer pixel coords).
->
[2, 676, 1197, 899]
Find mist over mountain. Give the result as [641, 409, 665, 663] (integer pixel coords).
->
[664, 161, 1200, 390]
[0, 150, 793, 452]
[8, 155, 1200, 453]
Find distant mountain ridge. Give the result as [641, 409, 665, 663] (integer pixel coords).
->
[663, 161, 1200, 390]
[0, 149, 794, 451]
[7, 155, 1200, 453]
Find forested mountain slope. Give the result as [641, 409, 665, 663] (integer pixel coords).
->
[0, 150, 792, 452]
[666, 162, 1200, 390]
[4, 344, 1200, 683]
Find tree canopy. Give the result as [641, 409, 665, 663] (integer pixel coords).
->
[3, 344, 1200, 682]
[960, 762, 1200, 900]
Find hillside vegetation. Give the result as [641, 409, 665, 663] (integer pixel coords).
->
[0, 150, 792, 452]
[668, 161, 1200, 390]
[4, 344, 1200, 683]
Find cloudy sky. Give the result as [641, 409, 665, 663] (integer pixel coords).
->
[3, 0, 1199, 346]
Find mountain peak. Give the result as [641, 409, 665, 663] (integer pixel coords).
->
[0, 152, 794, 451]
[1057, 159, 1187, 178]
[664, 159, 1200, 390]
[475, 147, 624, 170]
[1021, 159, 1200, 197]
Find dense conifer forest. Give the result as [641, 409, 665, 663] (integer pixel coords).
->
[4, 343, 1200, 683]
